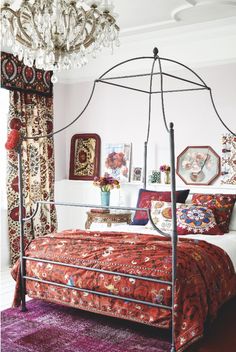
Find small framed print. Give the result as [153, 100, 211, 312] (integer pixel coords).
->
[104, 143, 131, 182]
[131, 167, 143, 183]
[69, 134, 101, 180]
[176, 146, 221, 185]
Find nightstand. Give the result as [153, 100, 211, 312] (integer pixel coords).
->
[85, 211, 132, 229]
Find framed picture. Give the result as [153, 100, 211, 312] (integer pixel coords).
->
[131, 167, 143, 183]
[221, 134, 236, 185]
[104, 143, 131, 182]
[69, 133, 100, 180]
[176, 146, 221, 185]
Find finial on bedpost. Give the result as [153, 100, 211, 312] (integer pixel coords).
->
[170, 122, 174, 130]
[153, 47, 159, 58]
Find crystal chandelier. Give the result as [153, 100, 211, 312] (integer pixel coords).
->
[1, 0, 120, 82]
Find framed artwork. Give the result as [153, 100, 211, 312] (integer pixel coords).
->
[131, 167, 143, 183]
[176, 146, 220, 185]
[104, 143, 131, 182]
[149, 170, 161, 184]
[221, 134, 236, 185]
[69, 133, 100, 180]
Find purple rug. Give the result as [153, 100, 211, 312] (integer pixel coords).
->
[1, 299, 171, 352]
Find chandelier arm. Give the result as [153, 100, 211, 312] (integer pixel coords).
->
[83, 8, 97, 45]
[29, 13, 48, 49]
[68, 5, 87, 49]
[157, 56, 170, 133]
[16, 3, 37, 45]
[1, 7, 30, 47]
[67, 7, 96, 51]
[23, 80, 97, 140]
[61, 8, 74, 49]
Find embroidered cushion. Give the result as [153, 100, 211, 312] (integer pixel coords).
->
[132, 189, 190, 225]
[148, 201, 223, 235]
[192, 194, 236, 233]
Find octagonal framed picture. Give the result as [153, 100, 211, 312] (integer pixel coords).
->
[176, 146, 221, 185]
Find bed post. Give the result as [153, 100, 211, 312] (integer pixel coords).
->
[143, 141, 148, 189]
[169, 122, 177, 352]
[17, 143, 27, 312]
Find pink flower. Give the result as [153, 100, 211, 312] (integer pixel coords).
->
[93, 174, 120, 192]
[160, 165, 170, 172]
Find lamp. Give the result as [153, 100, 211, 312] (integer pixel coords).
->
[0, 0, 120, 82]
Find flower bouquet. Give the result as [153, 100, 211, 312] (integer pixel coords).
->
[93, 173, 120, 207]
[93, 173, 120, 192]
[160, 164, 171, 184]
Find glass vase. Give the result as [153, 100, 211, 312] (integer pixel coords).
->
[164, 171, 171, 184]
[101, 191, 110, 206]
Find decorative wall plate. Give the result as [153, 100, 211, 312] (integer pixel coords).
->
[69, 134, 100, 180]
[176, 146, 220, 185]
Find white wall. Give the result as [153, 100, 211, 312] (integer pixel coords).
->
[54, 83, 67, 180]
[54, 62, 236, 186]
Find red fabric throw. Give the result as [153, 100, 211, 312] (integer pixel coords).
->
[11, 230, 236, 352]
[5, 129, 21, 150]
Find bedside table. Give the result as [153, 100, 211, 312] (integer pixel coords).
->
[85, 211, 132, 229]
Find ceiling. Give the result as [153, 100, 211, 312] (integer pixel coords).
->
[116, 0, 236, 35]
[3, 0, 236, 83]
[57, 0, 236, 83]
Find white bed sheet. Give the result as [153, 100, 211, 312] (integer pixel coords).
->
[100, 224, 236, 272]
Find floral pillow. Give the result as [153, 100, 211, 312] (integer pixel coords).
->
[149, 201, 223, 235]
[132, 188, 190, 225]
[192, 194, 236, 233]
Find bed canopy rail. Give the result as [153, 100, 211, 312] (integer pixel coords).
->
[16, 47, 235, 352]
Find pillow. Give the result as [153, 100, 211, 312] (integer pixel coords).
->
[149, 201, 223, 235]
[229, 203, 236, 231]
[192, 194, 236, 233]
[132, 188, 189, 225]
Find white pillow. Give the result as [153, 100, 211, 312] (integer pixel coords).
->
[229, 203, 236, 231]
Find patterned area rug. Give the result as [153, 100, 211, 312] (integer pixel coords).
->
[1, 299, 171, 352]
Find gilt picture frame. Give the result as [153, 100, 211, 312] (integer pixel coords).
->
[176, 146, 221, 185]
[69, 134, 101, 180]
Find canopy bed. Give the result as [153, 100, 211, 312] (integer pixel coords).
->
[11, 48, 236, 352]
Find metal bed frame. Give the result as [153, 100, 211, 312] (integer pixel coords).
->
[16, 47, 235, 352]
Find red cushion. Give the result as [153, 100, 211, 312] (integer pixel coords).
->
[132, 188, 189, 225]
[192, 194, 236, 233]
[177, 205, 223, 235]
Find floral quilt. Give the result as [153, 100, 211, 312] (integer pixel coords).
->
[11, 230, 236, 351]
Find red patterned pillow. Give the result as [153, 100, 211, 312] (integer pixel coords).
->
[192, 194, 236, 233]
[177, 205, 223, 235]
[132, 188, 189, 225]
[148, 201, 223, 235]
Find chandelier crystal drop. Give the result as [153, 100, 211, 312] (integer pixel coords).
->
[0, 0, 120, 82]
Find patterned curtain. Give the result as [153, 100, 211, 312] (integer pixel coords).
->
[7, 91, 57, 265]
[1, 52, 57, 265]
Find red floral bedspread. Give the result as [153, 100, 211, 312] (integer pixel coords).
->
[11, 230, 236, 351]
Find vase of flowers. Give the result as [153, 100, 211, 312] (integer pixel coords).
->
[93, 173, 120, 207]
[160, 165, 171, 184]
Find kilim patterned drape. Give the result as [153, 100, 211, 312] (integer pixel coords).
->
[1, 52, 57, 265]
